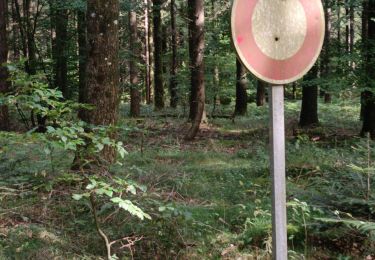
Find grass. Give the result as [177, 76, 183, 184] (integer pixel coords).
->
[1, 98, 375, 259]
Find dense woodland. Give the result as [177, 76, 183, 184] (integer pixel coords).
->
[1, 0, 375, 259]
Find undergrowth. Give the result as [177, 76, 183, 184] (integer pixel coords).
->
[1, 99, 375, 259]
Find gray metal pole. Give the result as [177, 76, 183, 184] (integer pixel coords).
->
[269, 85, 288, 260]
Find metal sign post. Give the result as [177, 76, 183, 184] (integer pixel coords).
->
[269, 86, 287, 259]
[231, 0, 325, 259]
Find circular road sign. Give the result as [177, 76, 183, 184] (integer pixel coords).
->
[231, 0, 325, 85]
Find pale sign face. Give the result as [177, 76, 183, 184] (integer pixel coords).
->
[231, 0, 325, 85]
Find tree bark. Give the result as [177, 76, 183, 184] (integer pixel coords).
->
[337, 0, 341, 47]
[0, 0, 9, 131]
[77, 7, 87, 110]
[322, 0, 332, 103]
[349, 3, 355, 55]
[25, 0, 37, 75]
[256, 80, 266, 106]
[148, 0, 154, 104]
[361, 0, 375, 139]
[54, 3, 69, 97]
[11, 0, 19, 59]
[144, 0, 151, 104]
[152, 0, 164, 109]
[235, 59, 247, 115]
[169, 0, 178, 108]
[299, 65, 319, 127]
[81, 0, 120, 162]
[345, 4, 350, 54]
[185, 0, 205, 140]
[129, 9, 140, 117]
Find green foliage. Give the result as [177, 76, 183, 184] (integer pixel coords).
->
[317, 217, 375, 236]
[1, 64, 89, 130]
[73, 176, 151, 221]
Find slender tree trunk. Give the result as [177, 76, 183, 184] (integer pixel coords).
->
[361, 0, 375, 139]
[349, 3, 355, 55]
[169, 0, 178, 108]
[77, 8, 87, 108]
[11, 1, 19, 59]
[81, 0, 120, 162]
[185, 0, 205, 140]
[148, 0, 154, 104]
[300, 66, 319, 127]
[25, 0, 37, 75]
[13, 0, 27, 58]
[322, 0, 332, 103]
[0, 0, 9, 131]
[54, 4, 69, 97]
[152, 0, 164, 109]
[337, 0, 341, 47]
[144, 0, 151, 104]
[360, 0, 369, 121]
[348, 1, 355, 70]
[235, 59, 247, 115]
[161, 23, 167, 80]
[129, 9, 140, 117]
[346, 5, 350, 53]
[211, 65, 219, 115]
[256, 80, 266, 106]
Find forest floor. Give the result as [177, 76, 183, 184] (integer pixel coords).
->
[1, 99, 375, 259]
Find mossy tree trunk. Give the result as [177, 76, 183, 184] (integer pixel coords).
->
[80, 0, 120, 162]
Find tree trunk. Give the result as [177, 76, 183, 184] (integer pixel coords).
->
[185, 0, 205, 140]
[235, 59, 247, 115]
[361, 91, 375, 138]
[256, 80, 266, 106]
[361, 0, 375, 139]
[81, 0, 120, 162]
[292, 82, 297, 100]
[337, 0, 341, 47]
[152, 0, 164, 109]
[25, 0, 37, 75]
[0, 0, 9, 131]
[322, 0, 331, 103]
[345, 5, 350, 54]
[129, 10, 140, 117]
[349, 3, 355, 55]
[11, 1, 20, 59]
[211, 65, 219, 115]
[144, 0, 151, 104]
[77, 7, 87, 110]
[299, 66, 319, 127]
[161, 23, 167, 83]
[54, 4, 69, 97]
[360, 0, 369, 122]
[169, 0, 178, 108]
[148, 0, 154, 104]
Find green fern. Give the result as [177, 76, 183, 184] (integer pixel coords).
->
[316, 217, 375, 235]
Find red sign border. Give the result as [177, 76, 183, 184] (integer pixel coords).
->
[231, 0, 325, 85]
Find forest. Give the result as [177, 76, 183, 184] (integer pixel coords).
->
[0, 0, 375, 259]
